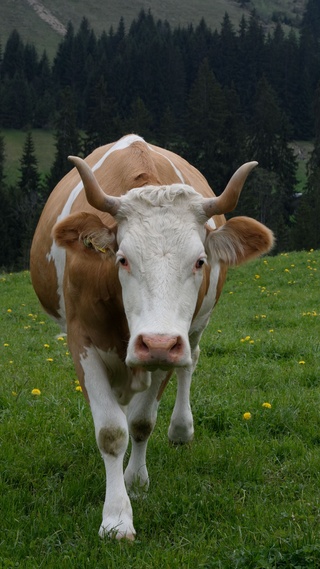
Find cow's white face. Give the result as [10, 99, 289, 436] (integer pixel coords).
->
[114, 185, 209, 369]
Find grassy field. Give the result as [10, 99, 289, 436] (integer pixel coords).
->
[1, 249, 320, 567]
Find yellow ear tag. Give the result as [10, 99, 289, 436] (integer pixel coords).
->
[83, 236, 107, 254]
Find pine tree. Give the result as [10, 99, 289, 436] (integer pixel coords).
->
[292, 83, 320, 250]
[14, 132, 43, 268]
[185, 58, 228, 189]
[47, 87, 80, 191]
[84, 75, 121, 152]
[244, 77, 297, 249]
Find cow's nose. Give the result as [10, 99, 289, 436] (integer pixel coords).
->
[134, 334, 185, 366]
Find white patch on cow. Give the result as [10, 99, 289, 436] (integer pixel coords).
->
[148, 145, 185, 183]
[206, 217, 216, 230]
[115, 186, 209, 368]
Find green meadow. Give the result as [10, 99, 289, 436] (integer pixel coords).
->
[1, 249, 320, 568]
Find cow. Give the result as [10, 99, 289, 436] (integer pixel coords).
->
[30, 134, 273, 540]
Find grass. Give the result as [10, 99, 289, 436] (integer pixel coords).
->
[1, 249, 320, 567]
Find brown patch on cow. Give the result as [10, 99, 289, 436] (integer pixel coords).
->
[215, 263, 228, 305]
[98, 427, 127, 457]
[193, 263, 212, 319]
[130, 420, 153, 443]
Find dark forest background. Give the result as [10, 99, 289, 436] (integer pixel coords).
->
[0, 0, 320, 269]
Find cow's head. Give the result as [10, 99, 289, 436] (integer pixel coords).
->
[57, 157, 273, 370]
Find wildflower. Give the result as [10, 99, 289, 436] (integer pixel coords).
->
[249, 340, 254, 344]
[262, 402, 272, 409]
[7, 309, 12, 313]
[44, 343, 50, 348]
[269, 329, 274, 333]
[46, 358, 53, 362]
[57, 336, 64, 341]
[255, 274, 260, 279]
[31, 388, 41, 396]
[76, 385, 82, 392]
[12, 391, 17, 397]
[217, 329, 222, 333]
[3, 343, 9, 347]
[243, 412, 252, 420]
[284, 268, 290, 273]
[299, 360, 305, 365]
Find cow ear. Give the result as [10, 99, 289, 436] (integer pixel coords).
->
[53, 212, 116, 254]
[205, 216, 274, 266]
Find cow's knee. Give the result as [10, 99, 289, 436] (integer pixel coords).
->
[98, 426, 128, 457]
[129, 419, 154, 443]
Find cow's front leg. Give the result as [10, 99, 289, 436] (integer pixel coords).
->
[80, 346, 135, 540]
[168, 346, 200, 443]
[124, 371, 165, 494]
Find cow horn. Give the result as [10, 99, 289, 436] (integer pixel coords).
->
[68, 156, 121, 216]
[202, 161, 258, 218]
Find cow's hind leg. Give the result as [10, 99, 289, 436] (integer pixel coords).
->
[124, 371, 164, 495]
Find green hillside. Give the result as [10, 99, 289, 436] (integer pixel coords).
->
[1, 0, 308, 59]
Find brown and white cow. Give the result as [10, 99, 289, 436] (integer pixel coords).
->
[30, 134, 273, 540]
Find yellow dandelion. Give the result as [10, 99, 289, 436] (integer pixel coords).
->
[46, 358, 53, 362]
[74, 379, 80, 385]
[269, 329, 274, 333]
[245, 336, 251, 341]
[57, 336, 64, 341]
[284, 268, 290, 273]
[3, 343, 9, 347]
[12, 391, 17, 397]
[31, 388, 41, 396]
[243, 412, 252, 420]
[255, 274, 260, 279]
[217, 329, 222, 333]
[75, 385, 83, 392]
[7, 309, 12, 313]
[44, 343, 50, 348]
[262, 402, 272, 409]
[299, 360, 305, 365]
[249, 340, 255, 344]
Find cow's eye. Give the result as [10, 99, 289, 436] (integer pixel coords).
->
[195, 258, 206, 270]
[117, 255, 129, 269]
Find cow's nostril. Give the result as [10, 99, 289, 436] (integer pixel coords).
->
[136, 335, 149, 354]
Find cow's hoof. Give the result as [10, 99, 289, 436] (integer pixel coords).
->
[99, 520, 136, 541]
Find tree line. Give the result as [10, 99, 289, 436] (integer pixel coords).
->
[0, 0, 320, 269]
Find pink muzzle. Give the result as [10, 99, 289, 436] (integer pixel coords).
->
[134, 334, 186, 367]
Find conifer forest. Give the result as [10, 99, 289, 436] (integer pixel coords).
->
[0, 0, 320, 269]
